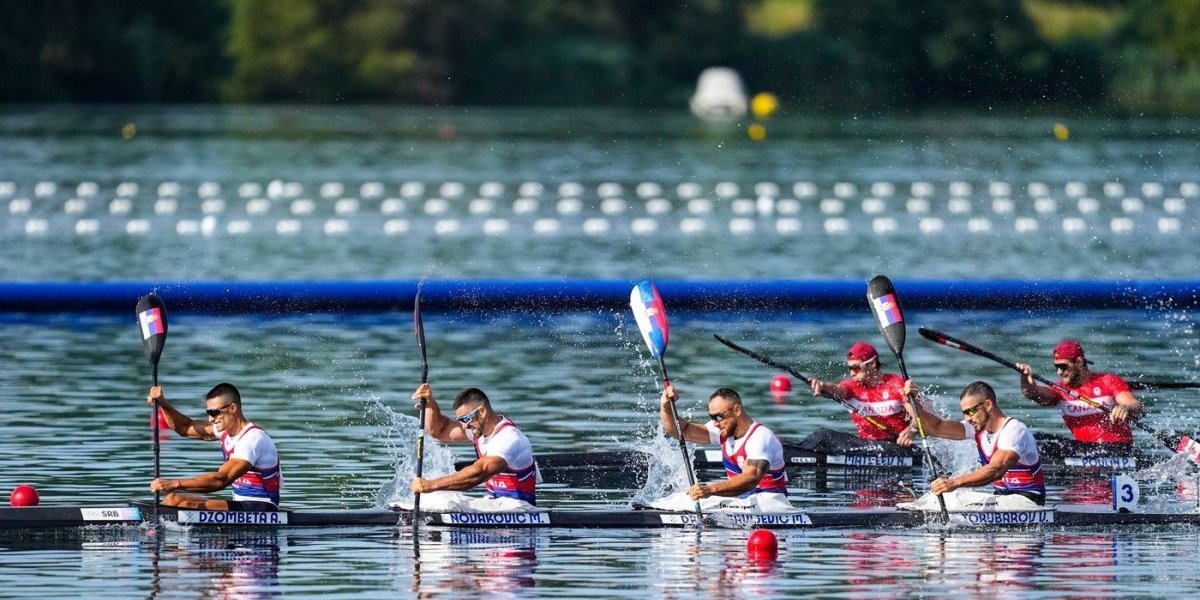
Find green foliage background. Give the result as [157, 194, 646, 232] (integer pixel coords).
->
[1, 0, 1197, 112]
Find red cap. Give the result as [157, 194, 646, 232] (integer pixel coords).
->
[1053, 340, 1085, 361]
[847, 342, 878, 363]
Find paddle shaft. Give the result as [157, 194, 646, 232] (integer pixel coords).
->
[659, 358, 698, 491]
[919, 328, 1180, 450]
[412, 293, 428, 535]
[713, 335, 900, 435]
[151, 364, 160, 525]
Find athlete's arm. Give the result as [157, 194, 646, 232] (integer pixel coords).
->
[151, 457, 251, 494]
[413, 384, 468, 443]
[660, 385, 711, 444]
[412, 455, 507, 493]
[1016, 364, 1058, 406]
[691, 459, 767, 499]
[932, 449, 1018, 494]
[148, 386, 215, 440]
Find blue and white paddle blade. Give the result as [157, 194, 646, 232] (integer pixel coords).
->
[867, 275, 906, 355]
[630, 281, 669, 358]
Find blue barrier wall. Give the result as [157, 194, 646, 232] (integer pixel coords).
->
[0, 280, 1196, 313]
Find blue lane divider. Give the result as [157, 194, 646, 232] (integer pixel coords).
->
[0, 280, 1197, 314]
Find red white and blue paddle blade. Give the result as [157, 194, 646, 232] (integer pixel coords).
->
[135, 292, 168, 366]
[867, 275, 906, 356]
[630, 281, 669, 359]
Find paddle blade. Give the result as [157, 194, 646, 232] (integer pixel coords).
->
[866, 275, 906, 356]
[630, 281, 669, 359]
[413, 291, 428, 383]
[135, 293, 168, 366]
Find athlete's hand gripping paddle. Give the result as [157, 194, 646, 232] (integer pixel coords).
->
[136, 292, 168, 525]
[867, 275, 948, 521]
[630, 281, 703, 519]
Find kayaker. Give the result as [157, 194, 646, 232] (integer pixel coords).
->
[808, 341, 916, 446]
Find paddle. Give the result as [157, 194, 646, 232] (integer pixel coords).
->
[135, 292, 168, 525]
[866, 275, 948, 520]
[713, 334, 902, 437]
[917, 326, 1188, 452]
[412, 291, 428, 542]
[1129, 381, 1200, 391]
[630, 281, 702, 519]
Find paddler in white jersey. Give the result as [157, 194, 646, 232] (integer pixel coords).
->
[148, 383, 282, 511]
[411, 384, 540, 509]
[904, 379, 1046, 507]
[655, 385, 792, 512]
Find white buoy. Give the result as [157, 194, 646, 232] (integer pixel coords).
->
[1034, 198, 1057, 214]
[677, 182, 703, 199]
[1103, 182, 1125, 198]
[833, 182, 857, 198]
[1065, 182, 1087, 198]
[988, 182, 1011, 197]
[433, 219, 461, 235]
[482, 219, 509, 235]
[76, 182, 99, 197]
[439, 182, 464, 198]
[714, 182, 739, 199]
[0, 182, 15, 197]
[600, 198, 626, 215]
[158, 182, 181, 197]
[948, 199, 971, 214]
[636, 182, 662, 198]
[479, 182, 504, 198]
[383, 219, 409, 235]
[246, 199, 271, 215]
[870, 182, 895, 197]
[360, 182, 385, 198]
[334, 198, 360, 214]
[1164, 198, 1185, 214]
[819, 199, 844, 215]
[423, 198, 449, 215]
[754, 182, 780, 198]
[24, 219, 48, 235]
[911, 182, 934, 197]
[512, 198, 538, 214]
[919, 217, 945, 234]
[645, 198, 672, 215]
[1015, 218, 1039, 233]
[199, 182, 222, 198]
[1158, 218, 1181, 233]
[731, 199, 755, 216]
[74, 219, 99, 235]
[227, 220, 252, 235]
[793, 182, 817, 198]
[862, 198, 886, 214]
[201, 199, 226, 215]
[597, 182, 623, 198]
[176, 220, 200, 235]
[319, 182, 344, 198]
[9, 198, 31, 214]
[323, 219, 350, 235]
[517, 182, 543, 197]
[776, 199, 800, 215]
[381, 198, 405, 214]
[1110, 217, 1134, 233]
[35, 182, 57, 197]
[469, 198, 495, 215]
[400, 182, 425, 198]
[948, 182, 972, 197]
[556, 198, 582, 215]
[558, 182, 583, 198]
[1062, 217, 1087, 233]
[1121, 198, 1143, 213]
[689, 67, 748, 121]
[967, 218, 992, 233]
[872, 217, 898, 233]
[686, 198, 713, 214]
[906, 198, 930, 214]
[238, 182, 262, 198]
[1027, 182, 1049, 198]
[109, 199, 132, 214]
[290, 199, 315, 215]
[991, 198, 1014, 214]
[1078, 198, 1100, 213]
[64, 198, 87, 214]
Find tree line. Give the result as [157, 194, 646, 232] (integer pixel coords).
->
[2, 0, 1196, 112]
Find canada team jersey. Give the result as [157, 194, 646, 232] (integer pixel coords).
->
[220, 423, 282, 506]
[966, 416, 1044, 497]
[705, 420, 788, 497]
[469, 416, 540, 505]
[839, 374, 911, 441]
[1052, 373, 1134, 443]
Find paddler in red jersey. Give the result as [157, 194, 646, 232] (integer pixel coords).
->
[1016, 340, 1143, 445]
[808, 342, 916, 446]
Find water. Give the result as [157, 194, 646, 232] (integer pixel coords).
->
[2, 106, 1200, 596]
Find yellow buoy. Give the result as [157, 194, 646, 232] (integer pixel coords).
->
[1053, 123, 1069, 141]
[121, 123, 138, 140]
[748, 122, 767, 141]
[751, 93, 778, 120]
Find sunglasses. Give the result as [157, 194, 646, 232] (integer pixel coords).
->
[456, 405, 482, 425]
[847, 358, 876, 373]
[206, 403, 234, 418]
[1053, 362, 1072, 372]
[709, 409, 734, 422]
[961, 400, 988, 417]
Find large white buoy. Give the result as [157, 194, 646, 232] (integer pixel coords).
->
[689, 67, 747, 121]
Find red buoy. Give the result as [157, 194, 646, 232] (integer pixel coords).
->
[770, 374, 792, 393]
[747, 528, 778, 559]
[10, 484, 39, 507]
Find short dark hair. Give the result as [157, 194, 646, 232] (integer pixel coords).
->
[709, 388, 742, 406]
[959, 381, 996, 405]
[454, 387, 491, 410]
[206, 382, 242, 405]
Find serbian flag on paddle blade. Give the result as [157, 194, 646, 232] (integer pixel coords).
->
[630, 282, 668, 358]
[139, 307, 165, 340]
[872, 294, 903, 328]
